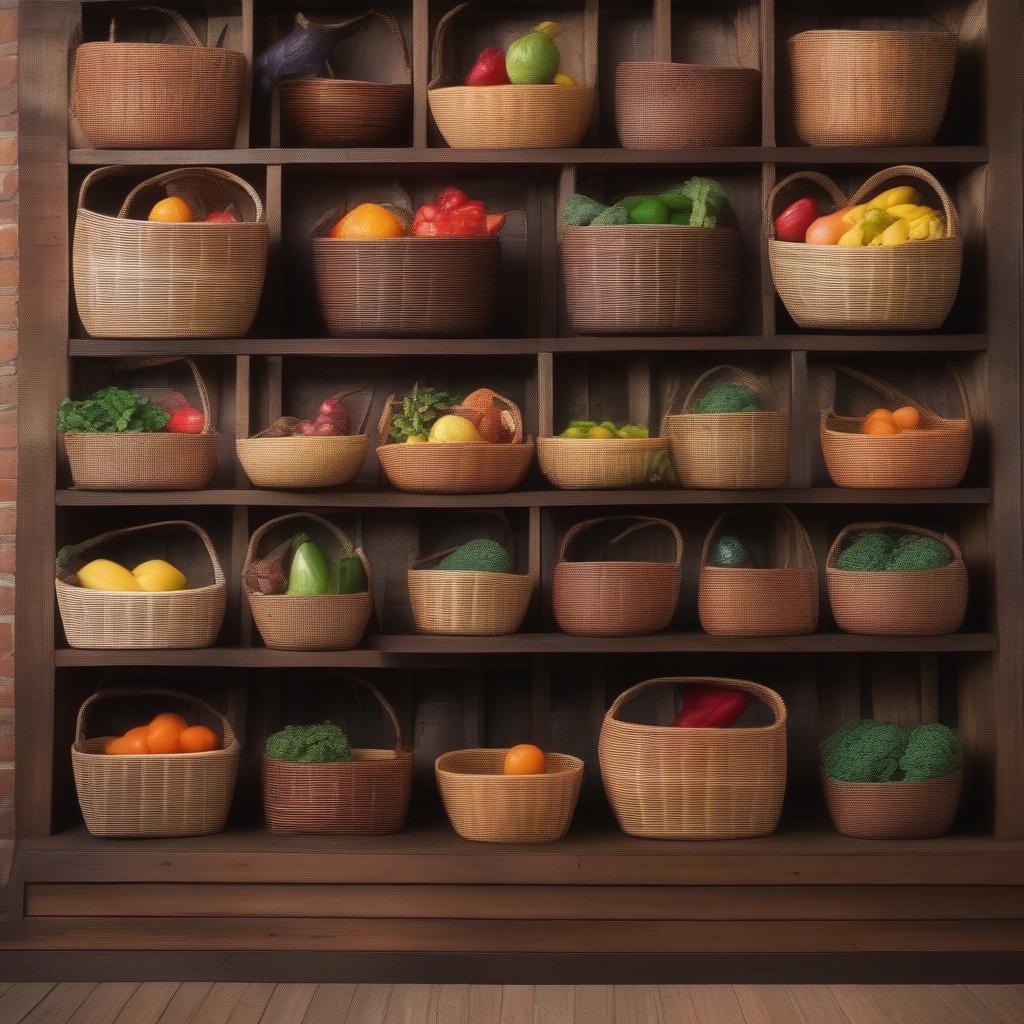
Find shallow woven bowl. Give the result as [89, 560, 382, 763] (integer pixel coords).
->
[408, 569, 533, 636]
[377, 441, 534, 495]
[280, 80, 412, 146]
[64, 432, 217, 491]
[537, 437, 669, 490]
[823, 770, 962, 839]
[236, 434, 368, 490]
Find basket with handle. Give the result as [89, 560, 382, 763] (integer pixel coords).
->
[698, 506, 818, 637]
[427, 2, 593, 150]
[72, 687, 240, 838]
[599, 677, 787, 839]
[56, 520, 226, 649]
[663, 365, 789, 488]
[826, 522, 968, 636]
[767, 166, 962, 331]
[74, 166, 269, 339]
[821, 365, 972, 489]
[244, 513, 373, 651]
[72, 5, 245, 149]
[63, 358, 218, 491]
[552, 516, 682, 636]
[263, 675, 413, 835]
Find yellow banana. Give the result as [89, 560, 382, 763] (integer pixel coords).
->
[553, 72, 577, 86]
[876, 219, 910, 246]
[868, 186, 921, 210]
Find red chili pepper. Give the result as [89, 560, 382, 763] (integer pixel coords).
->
[671, 685, 749, 728]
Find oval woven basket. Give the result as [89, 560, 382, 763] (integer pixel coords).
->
[436, 749, 584, 844]
[244, 513, 373, 651]
[826, 522, 968, 636]
[263, 676, 412, 836]
[553, 516, 682, 636]
[615, 62, 760, 148]
[537, 435, 669, 490]
[55, 520, 226, 649]
[698, 507, 818, 637]
[821, 365, 972, 489]
[72, 5, 245, 149]
[562, 225, 741, 335]
[74, 166, 269, 339]
[767, 165, 963, 331]
[789, 30, 956, 147]
[663, 365, 789, 489]
[72, 687, 239, 838]
[599, 677, 787, 839]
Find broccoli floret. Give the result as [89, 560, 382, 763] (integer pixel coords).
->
[693, 383, 761, 414]
[564, 193, 608, 227]
[591, 202, 630, 226]
[437, 538, 514, 574]
[899, 724, 961, 781]
[889, 535, 953, 572]
[265, 721, 353, 764]
[836, 531, 896, 572]
[821, 720, 911, 782]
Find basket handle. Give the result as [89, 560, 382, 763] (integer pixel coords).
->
[116, 167, 265, 224]
[334, 673, 405, 752]
[243, 512, 356, 572]
[700, 506, 815, 571]
[296, 11, 411, 79]
[429, 2, 470, 89]
[830, 365, 971, 427]
[667, 365, 779, 417]
[284, 384, 375, 436]
[108, 356, 215, 435]
[77, 165, 136, 212]
[413, 510, 518, 569]
[850, 165, 959, 240]
[558, 515, 683, 568]
[765, 170, 848, 241]
[109, 7, 205, 47]
[826, 521, 964, 571]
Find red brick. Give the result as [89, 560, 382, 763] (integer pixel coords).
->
[0, 408, 13, 448]
[0, 136, 14, 165]
[0, 331, 13, 362]
[0, 373, 15, 407]
[0, 795, 12, 842]
[0, 57, 14, 89]
[0, 11, 17, 45]
[0, 588, 12, 616]
[0, 481, 15, 502]
[0, 507, 13, 534]
[0, 227, 15, 258]
[0, 542, 12, 574]
[0, 450, 14, 478]
[0, 261, 15, 288]
[0, 677, 11, 708]
[0, 169, 16, 198]
[0, 768, 12, 798]
[0, 656, 12, 678]
[0, 622, 10, 653]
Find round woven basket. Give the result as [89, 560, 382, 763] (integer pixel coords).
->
[698, 507, 818, 637]
[72, 687, 239, 838]
[244, 513, 373, 651]
[599, 677, 787, 839]
[74, 166, 269, 339]
[826, 522, 968, 636]
[553, 516, 682, 636]
[615, 62, 760, 148]
[562, 225, 741, 335]
[56, 520, 226, 649]
[436, 749, 583, 844]
[767, 165, 962, 331]
[72, 6, 245, 149]
[537, 435, 668, 490]
[821, 365, 972, 489]
[789, 30, 956, 146]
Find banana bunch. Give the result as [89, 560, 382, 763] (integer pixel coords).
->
[837, 186, 945, 247]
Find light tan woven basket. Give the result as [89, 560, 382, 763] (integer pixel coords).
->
[537, 435, 669, 490]
[436, 749, 583, 844]
[698, 507, 818, 637]
[821, 365, 972, 489]
[72, 5, 245, 149]
[826, 522, 968, 636]
[244, 513, 373, 651]
[767, 166, 963, 331]
[74, 166, 269, 339]
[600, 677, 787, 840]
[553, 516, 682, 636]
[789, 30, 956, 147]
[663, 366, 789, 489]
[56, 520, 226, 649]
[72, 687, 239, 838]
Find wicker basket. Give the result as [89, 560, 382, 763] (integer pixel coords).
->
[436, 749, 583, 844]
[244, 513, 373, 651]
[72, 6, 245, 149]
[599, 677, 787, 839]
[821, 365, 972, 489]
[74, 166, 268, 339]
[562, 225, 741, 335]
[789, 30, 956, 147]
[553, 516, 682, 636]
[263, 676, 412, 836]
[698, 507, 818, 637]
[72, 687, 239, 838]
[663, 366, 789, 489]
[826, 522, 968, 636]
[615, 62, 759, 148]
[537, 435, 669, 490]
[767, 165, 962, 331]
[56, 520, 226, 649]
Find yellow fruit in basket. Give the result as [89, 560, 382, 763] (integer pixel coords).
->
[132, 559, 187, 592]
[330, 203, 406, 240]
[586, 426, 615, 439]
[405, 434, 429, 445]
[148, 196, 194, 223]
[77, 558, 141, 591]
[428, 415, 486, 443]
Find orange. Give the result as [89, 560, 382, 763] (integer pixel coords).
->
[862, 416, 899, 436]
[148, 196, 193, 223]
[179, 725, 221, 753]
[146, 712, 187, 754]
[119, 726, 150, 755]
[503, 743, 546, 776]
[864, 407, 893, 422]
[150, 712, 188, 733]
[105, 736, 134, 755]
[892, 405, 921, 430]
[330, 203, 406, 240]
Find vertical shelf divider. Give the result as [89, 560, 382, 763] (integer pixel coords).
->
[412, 0, 431, 147]
[653, 0, 672, 61]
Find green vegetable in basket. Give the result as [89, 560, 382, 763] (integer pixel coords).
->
[693, 383, 760, 414]
[888, 534, 953, 571]
[836, 531, 896, 572]
[564, 193, 608, 227]
[628, 198, 670, 225]
[286, 534, 333, 596]
[591, 202, 630, 226]
[710, 535, 756, 568]
[332, 553, 368, 595]
[437, 538, 514, 574]
[389, 383, 460, 443]
[57, 387, 170, 434]
[899, 723, 962, 781]
[822, 720, 961, 783]
[265, 721, 354, 764]
[835, 531, 952, 572]
[674, 177, 732, 228]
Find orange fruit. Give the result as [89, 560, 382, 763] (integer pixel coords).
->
[120, 726, 150, 755]
[179, 725, 221, 753]
[146, 713, 187, 754]
[862, 416, 899, 436]
[150, 712, 188, 733]
[148, 196, 193, 223]
[864, 407, 893, 422]
[330, 203, 406, 240]
[503, 743, 546, 776]
[105, 736, 134, 755]
[891, 405, 921, 430]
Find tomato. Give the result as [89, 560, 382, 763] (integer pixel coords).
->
[165, 404, 205, 433]
[179, 725, 221, 753]
[774, 197, 819, 242]
[503, 743, 546, 775]
[804, 207, 853, 245]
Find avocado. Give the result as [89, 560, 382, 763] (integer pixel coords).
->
[710, 535, 756, 568]
[437, 539, 514, 574]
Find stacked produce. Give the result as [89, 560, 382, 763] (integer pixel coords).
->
[256, 391, 354, 439]
[836, 531, 953, 572]
[74, 557, 188, 593]
[388, 384, 515, 445]
[856, 404, 921, 436]
[465, 22, 578, 87]
[822, 720, 961, 784]
[565, 177, 732, 228]
[103, 710, 222, 756]
[557, 419, 648, 439]
[249, 532, 367, 598]
[329, 188, 505, 240]
[58, 386, 204, 436]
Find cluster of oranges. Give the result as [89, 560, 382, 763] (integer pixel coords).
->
[104, 712, 221, 756]
[860, 405, 922, 436]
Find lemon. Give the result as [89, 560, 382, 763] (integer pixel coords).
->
[405, 434, 429, 445]
[429, 415, 486, 443]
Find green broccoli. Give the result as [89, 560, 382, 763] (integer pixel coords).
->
[437, 538, 514, 574]
[564, 193, 607, 227]
[836, 531, 896, 572]
[693, 383, 760, 414]
[676, 177, 732, 228]
[265, 722, 353, 764]
[821, 720, 911, 782]
[591, 202, 630, 226]
[889, 535, 953, 572]
[900, 724, 962, 781]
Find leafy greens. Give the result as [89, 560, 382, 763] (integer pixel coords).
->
[57, 387, 170, 434]
[389, 382, 460, 442]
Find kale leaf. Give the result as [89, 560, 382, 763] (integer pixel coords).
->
[57, 387, 170, 434]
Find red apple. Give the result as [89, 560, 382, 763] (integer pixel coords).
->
[204, 210, 240, 224]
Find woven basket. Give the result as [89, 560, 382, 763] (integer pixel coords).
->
[789, 30, 956, 147]
[537, 436, 669, 490]
[821, 365, 972, 489]
[826, 522, 968, 636]
[663, 366, 789, 489]
[436, 749, 583, 844]
[244, 513, 373, 651]
[72, 687, 239, 838]
[553, 516, 682, 636]
[599, 677, 787, 839]
[263, 676, 412, 835]
[72, 6, 245, 149]
[698, 507, 818, 637]
[615, 62, 759, 148]
[767, 165, 962, 331]
[562, 225, 741, 335]
[56, 520, 226, 649]
[74, 166, 268, 339]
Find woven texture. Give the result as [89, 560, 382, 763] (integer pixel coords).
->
[537, 436, 668, 490]
[789, 30, 956, 146]
[823, 770, 962, 839]
[826, 522, 968, 636]
[72, 688, 239, 838]
[409, 569, 532, 636]
[436, 749, 583, 844]
[599, 677, 787, 840]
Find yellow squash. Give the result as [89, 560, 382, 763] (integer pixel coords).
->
[867, 186, 921, 210]
[132, 559, 188, 592]
[77, 558, 141, 592]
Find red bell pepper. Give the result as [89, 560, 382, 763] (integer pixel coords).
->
[412, 190, 506, 238]
[671, 685, 749, 728]
[465, 48, 510, 87]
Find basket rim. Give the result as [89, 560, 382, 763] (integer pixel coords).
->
[428, 83, 594, 96]
[377, 439, 535, 453]
[236, 433, 368, 446]
[64, 430, 221, 440]
[57, 576, 225, 598]
[768, 238, 962, 253]
[313, 234, 501, 246]
[617, 60, 761, 76]
[281, 77, 413, 90]
[564, 223, 740, 236]
[435, 749, 584, 780]
[409, 567, 533, 583]
[822, 767, 963, 788]
[789, 27, 956, 43]
[826, 521, 964, 573]
[74, 737, 241, 759]
[537, 435, 668, 447]
[265, 748, 413, 768]
[75, 39, 247, 59]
